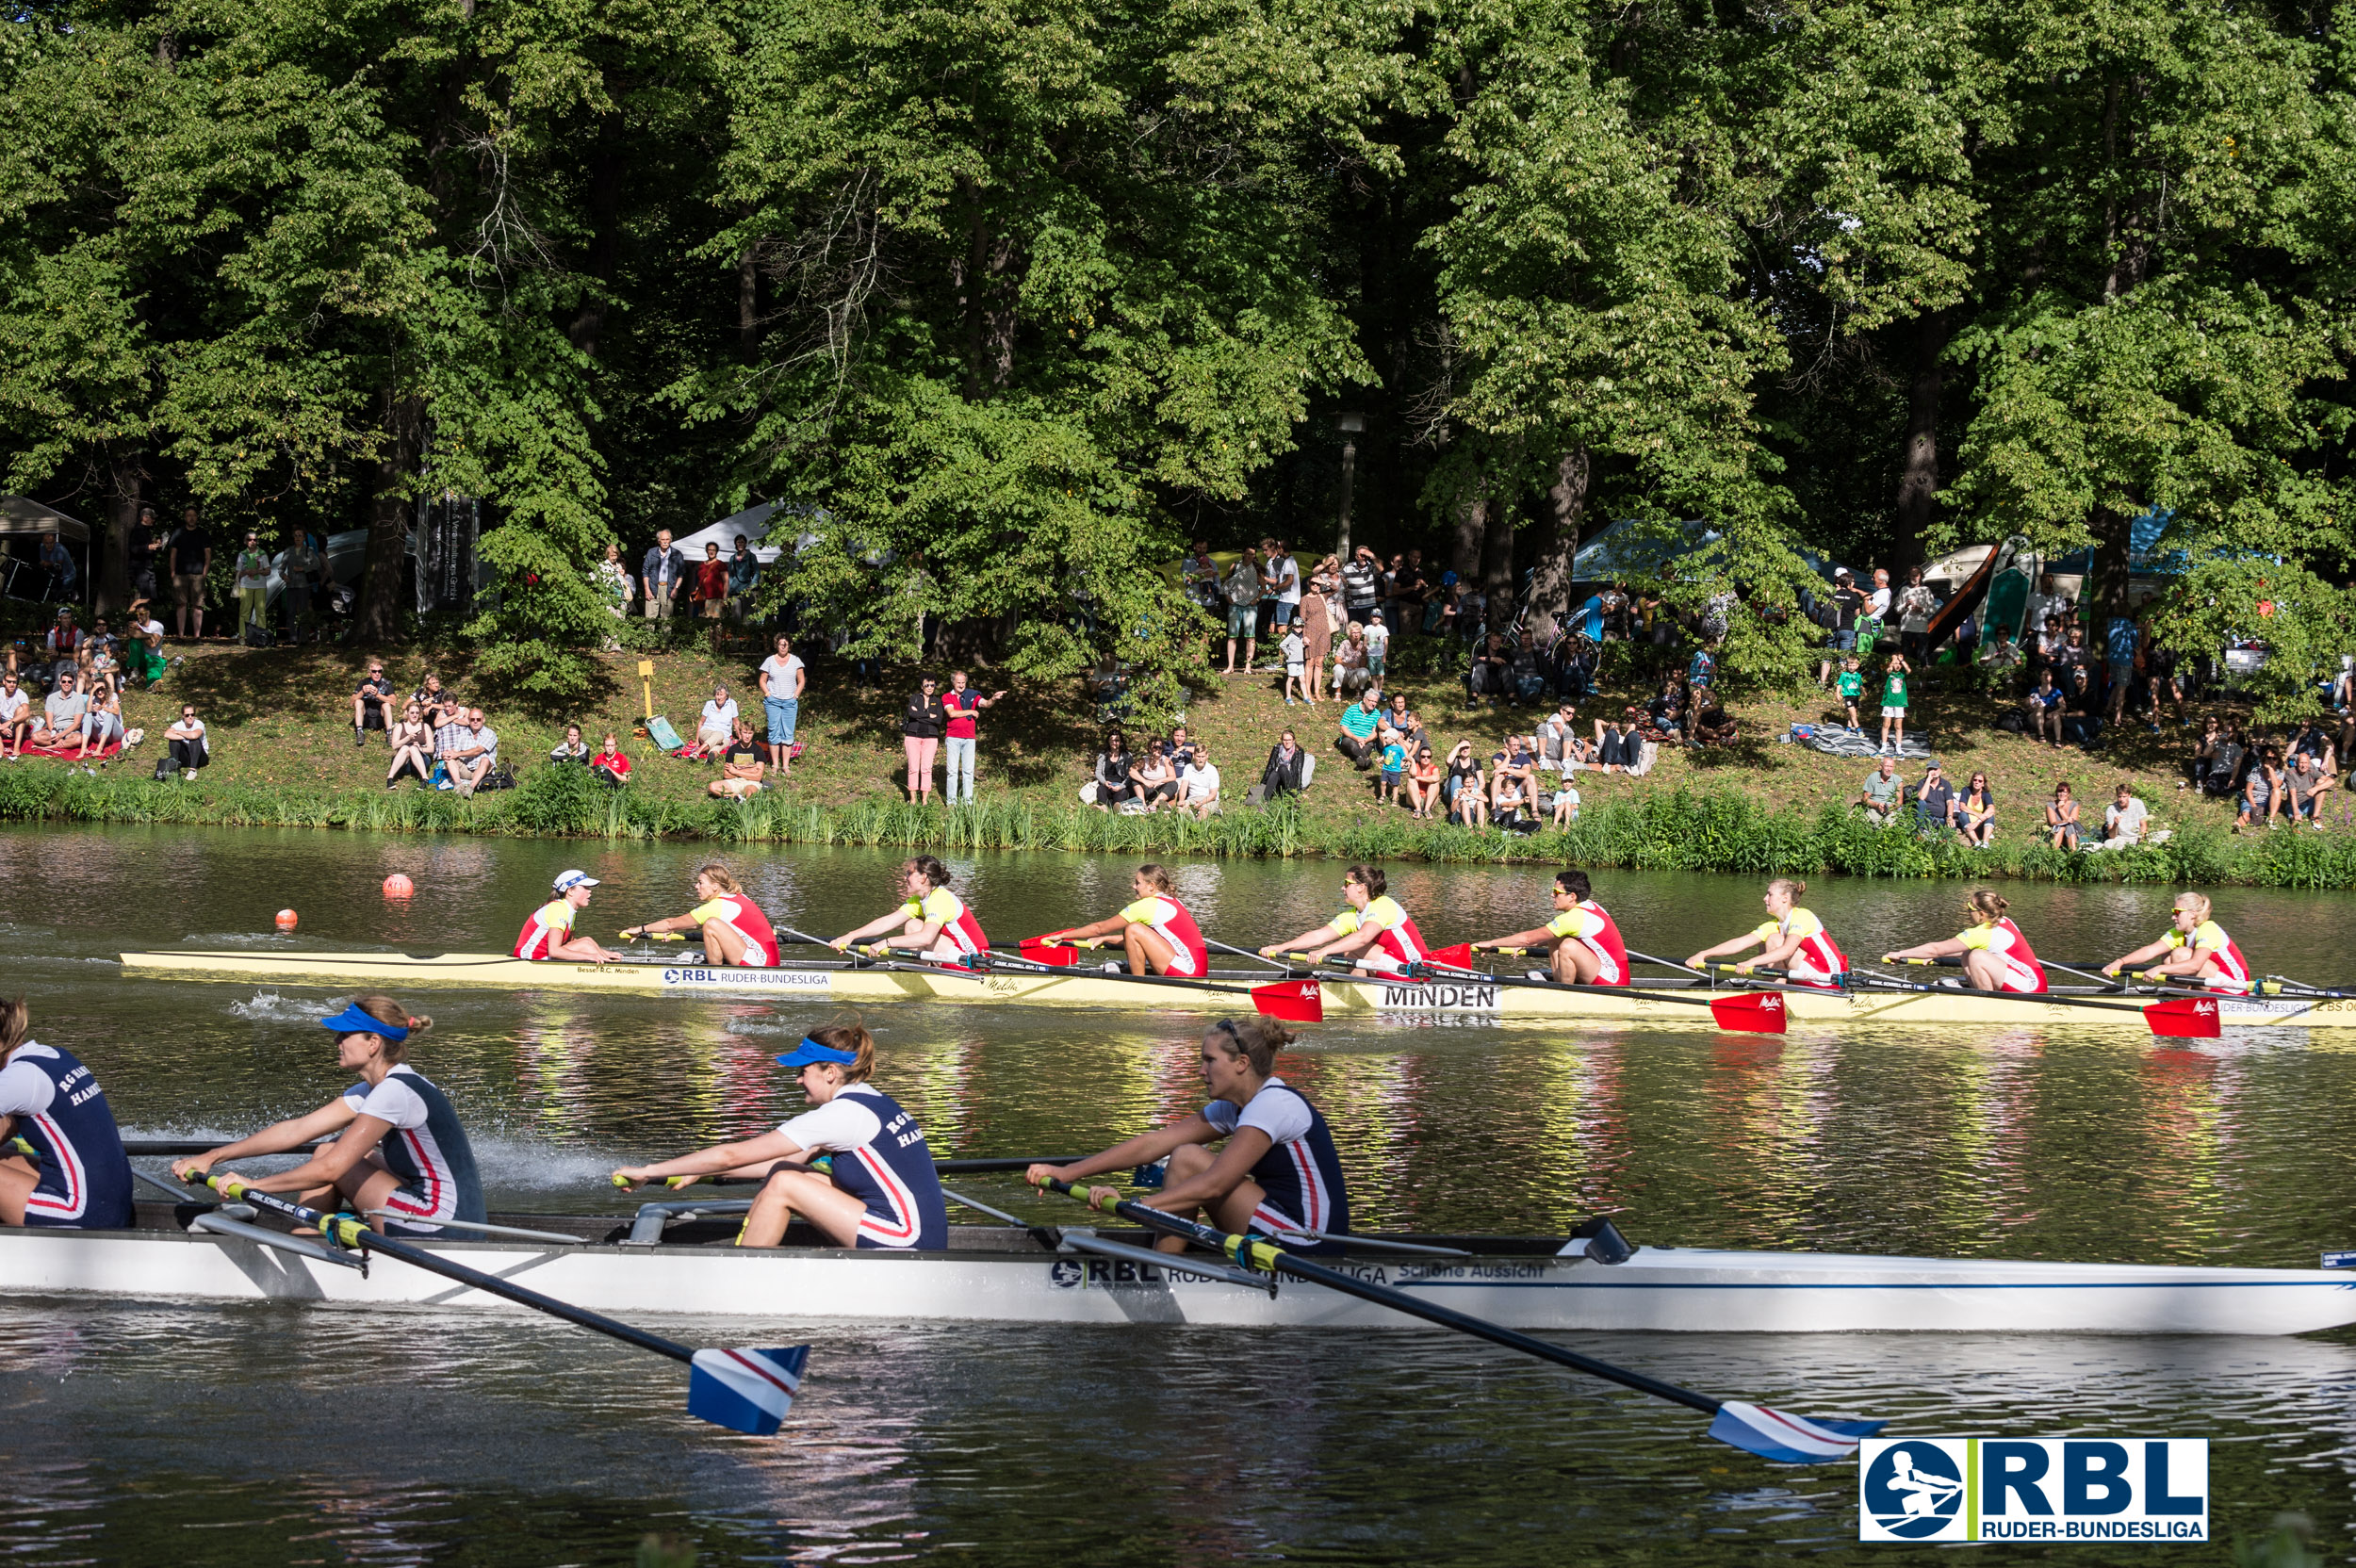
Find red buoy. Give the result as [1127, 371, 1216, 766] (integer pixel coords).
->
[383, 874, 416, 899]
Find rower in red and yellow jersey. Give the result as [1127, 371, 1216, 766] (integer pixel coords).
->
[1883, 889, 2046, 992]
[1038, 863, 1209, 977]
[1685, 877, 1848, 989]
[1467, 868, 1628, 986]
[2102, 891, 2252, 994]
[1261, 864, 1427, 974]
[624, 862, 778, 966]
[514, 869, 625, 962]
[832, 855, 989, 964]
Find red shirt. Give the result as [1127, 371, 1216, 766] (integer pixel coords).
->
[943, 689, 983, 740]
[695, 560, 728, 600]
[591, 749, 630, 777]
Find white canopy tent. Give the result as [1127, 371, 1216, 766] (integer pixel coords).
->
[673, 500, 793, 564]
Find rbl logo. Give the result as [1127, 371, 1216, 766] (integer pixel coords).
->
[1859, 1438, 2207, 1543]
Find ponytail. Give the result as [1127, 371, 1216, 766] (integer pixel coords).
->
[0, 996, 27, 1054]
[1207, 1017, 1295, 1076]
[1965, 889, 2009, 923]
[908, 855, 950, 891]
[1766, 876, 1807, 902]
[805, 1017, 877, 1083]
[1347, 863, 1386, 899]
[1137, 863, 1176, 896]
[694, 862, 744, 896]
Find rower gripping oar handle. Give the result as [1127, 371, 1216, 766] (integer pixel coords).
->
[1030, 1175, 1285, 1273]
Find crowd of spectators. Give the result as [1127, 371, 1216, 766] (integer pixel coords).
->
[1850, 754, 2175, 852]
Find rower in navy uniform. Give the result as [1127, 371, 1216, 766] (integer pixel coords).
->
[1029, 1016, 1350, 1256]
[614, 1019, 948, 1250]
[173, 994, 483, 1237]
[0, 997, 134, 1231]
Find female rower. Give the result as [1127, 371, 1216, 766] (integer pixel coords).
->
[1027, 1016, 1348, 1255]
[830, 855, 989, 963]
[172, 996, 484, 1236]
[1467, 868, 1629, 986]
[1882, 889, 2047, 992]
[623, 862, 778, 966]
[613, 1021, 946, 1250]
[2102, 891, 2252, 993]
[1683, 876, 1849, 988]
[1035, 863, 1210, 976]
[1259, 863, 1428, 973]
[514, 868, 625, 962]
[0, 997, 134, 1230]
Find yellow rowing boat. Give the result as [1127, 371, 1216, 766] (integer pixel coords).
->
[115, 948, 2356, 1029]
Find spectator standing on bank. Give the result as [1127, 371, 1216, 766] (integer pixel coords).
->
[1300, 556, 1337, 701]
[1386, 549, 1428, 634]
[233, 531, 270, 643]
[694, 542, 729, 625]
[1878, 653, 1911, 755]
[169, 506, 213, 641]
[1340, 547, 1381, 626]
[128, 505, 160, 601]
[596, 543, 630, 621]
[728, 534, 761, 622]
[1365, 611, 1390, 686]
[758, 634, 806, 775]
[281, 528, 325, 644]
[1895, 568, 1940, 663]
[1280, 621, 1307, 705]
[1814, 569, 1863, 687]
[941, 669, 1007, 807]
[1260, 538, 1300, 647]
[1837, 656, 1864, 732]
[902, 674, 945, 804]
[1221, 550, 1263, 675]
[640, 530, 686, 619]
[1182, 540, 1222, 660]
[39, 531, 76, 600]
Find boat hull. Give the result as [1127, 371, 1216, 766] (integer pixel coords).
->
[117, 948, 2355, 1029]
[8, 1221, 2351, 1334]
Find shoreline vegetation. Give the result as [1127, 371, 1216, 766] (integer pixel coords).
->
[8, 761, 2355, 890]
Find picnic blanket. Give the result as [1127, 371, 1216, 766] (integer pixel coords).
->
[17, 738, 124, 762]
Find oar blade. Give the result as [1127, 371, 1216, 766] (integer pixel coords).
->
[1709, 991, 1788, 1036]
[2144, 997, 2222, 1039]
[1709, 1401, 1885, 1463]
[1018, 940, 1078, 968]
[1426, 942, 1475, 970]
[688, 1346, 810, 1436]
[1252, 980, 1324, 1023]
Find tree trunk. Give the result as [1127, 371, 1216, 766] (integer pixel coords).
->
[738, 242, 759, 363]
[1449, 475, 1486, 584]
[94, 443, 141, 617]
[566, 114, 626, 358]
[2089, 505, 2133, 624]
[1523, 446, 1590, 627]
[1891, 310, 1954, 576]
[358, 394, 420, 641]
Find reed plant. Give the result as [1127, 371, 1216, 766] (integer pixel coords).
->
[2, 763, 2350, 888]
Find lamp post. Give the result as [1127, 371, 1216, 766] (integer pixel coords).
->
[1335, 413, 1364, 562]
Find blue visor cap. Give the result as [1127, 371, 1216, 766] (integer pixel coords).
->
[776, 1037, 859, 1070]
[321, 1004, 407, 1042]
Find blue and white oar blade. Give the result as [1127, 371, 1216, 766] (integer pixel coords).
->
[1709, 1401, 1885, 1463]
[688, 1346, 810, 1435]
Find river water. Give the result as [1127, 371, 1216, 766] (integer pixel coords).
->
[3, 825, 2355, 1564]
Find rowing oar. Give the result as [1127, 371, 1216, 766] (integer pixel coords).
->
[1413, 957, 1788, 1036]
[1029, 1176, 1880, 1464]
[989, 941, 1324, 1023]
[1626, 948, 1711, 979]
[641, 1154, 1096, 1190]
[1861, 962, 2218, 1038]
[183, 1171, 810, 1435]
[1201, 937, 1301, 974]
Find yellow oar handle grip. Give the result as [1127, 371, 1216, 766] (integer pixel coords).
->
[664, 1175, 701, 1190]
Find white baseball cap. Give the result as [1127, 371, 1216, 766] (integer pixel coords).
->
[553, 869, 599, 892]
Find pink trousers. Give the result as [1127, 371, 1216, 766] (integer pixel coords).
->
[904, 736, 939, 795]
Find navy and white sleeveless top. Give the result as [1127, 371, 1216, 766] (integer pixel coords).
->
[1203, 1077, 1351, 1255]
[778, 1082, 947, 1250]
[341, 1065, 484, 1235]
[0, 1042, 134, 1230]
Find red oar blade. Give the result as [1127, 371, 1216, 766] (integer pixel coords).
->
[2144, 997, 2222, 1039]
[1252, 980, 1324, 1023]
[1426, 942, 1475, 970]
[1709, 991, 1787, 1036]
[1019, 941, 1078, 968]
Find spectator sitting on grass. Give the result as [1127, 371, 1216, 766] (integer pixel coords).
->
[2286, 751, 2337, 827]
[76, 681, 123, 759]
[2044, 781, 2081, 850]
[386, 702, 435, 789]
[591, 732, 630, 788]
[1177, 742, 1221, 818]
[1383, 692, 1428, 755]
[1979, 625, 2025, 687]
[1091, 730, 1134, 811]
[1910, 760, 1955, 835]
[2025, 668, 2064, 745]
[1493, 769, 1531, 831]
[549, 724, 590, 764]
[448, 708, 497, 798]
[1467, 631, 1510, 707]
[1258, 728, 1307, 802]
[0, 672, 28, 760]
[1442, 740, 1488, 825]
[2090, 782, 2151, 850]
[1333, 621, 1371, 697]
[1692, 695, 1737, 747]
[1955, 771, 1997, 848]
[1593, 716, 1639, 775]
[1549, 772, 1580, 827]
[1335, 689, 1383, 770]
[1131, 739, 1180, 811]
[1857, 756, 1903, 825]
[1490, 737, 1537, 815]
[1405, 743, 1442, 818]
[1166, 724, 1199, 771]
[2236, 748, 2284, 829]
[31, 672, 87, 750]
[351, 662, 397, 746]
[434, 704, 472, 774]
[165, 703, 208, 777]
[2058, 665, 2103, 748]
[710, 719, 767, 799]
[413, 673, 459, 728]
[1537, 704, 1579, 771]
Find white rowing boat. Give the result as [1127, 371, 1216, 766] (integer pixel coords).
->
[115, 948, 2356, 1028]
[13, 1202, 2353, 1333]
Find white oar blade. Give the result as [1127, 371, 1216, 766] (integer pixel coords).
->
[688, 1346, 810, 1435]
[1709, 1401, 1885, 1463]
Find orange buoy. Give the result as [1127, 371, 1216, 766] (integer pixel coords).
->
[274, 908, 298, 930]
[383, 874, 416, 899]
